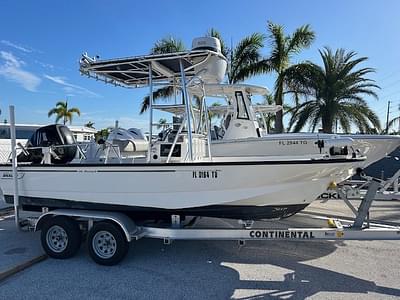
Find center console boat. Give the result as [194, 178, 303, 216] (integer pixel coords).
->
[0, 37, 364, 221]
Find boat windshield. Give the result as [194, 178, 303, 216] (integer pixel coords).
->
[236, 91, 249, 120]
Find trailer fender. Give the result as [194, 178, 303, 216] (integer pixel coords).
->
[34, 209, 138, 242]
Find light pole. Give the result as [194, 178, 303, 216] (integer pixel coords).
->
[385, 100, 391, 133]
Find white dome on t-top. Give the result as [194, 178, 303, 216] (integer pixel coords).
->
[191, 37, 227, 84]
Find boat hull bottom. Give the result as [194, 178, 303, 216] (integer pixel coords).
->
[5, 196, 309, 221]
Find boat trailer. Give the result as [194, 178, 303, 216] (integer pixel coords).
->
[12, 177, 400, 265]
[6, 105, 400, 265]
[17, 179, 400, 265]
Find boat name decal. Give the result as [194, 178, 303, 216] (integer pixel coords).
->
[2, 172, 13, 178]
[192, 170, 219, 179]
[1, 172, 24, 179]
[249, 230, 315, 239]
[278, 140, 308, 146]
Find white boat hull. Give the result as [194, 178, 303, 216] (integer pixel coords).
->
[0, 158, 357, 219]
[212, 134, 400, 168]
[341, 134, 400, 166]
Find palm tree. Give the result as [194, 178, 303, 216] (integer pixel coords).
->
[139, 37, 186, 114]
[140, 31, 266, 113]
[258, 94, 294, 133]
[48, 101, 81, 125]
[84, 121, 95, 128]
[285, 48, 381, 133]
[206, 29, 265, 84]
[262, 21, 315, 133]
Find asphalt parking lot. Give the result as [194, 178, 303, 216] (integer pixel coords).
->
[0, 200, 399, 299]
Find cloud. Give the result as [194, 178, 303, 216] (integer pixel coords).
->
[0, 51, 41, 91]
[34, 60, 54, 69]
[1, 40, 33, 53]
[44, 74, 100, 98]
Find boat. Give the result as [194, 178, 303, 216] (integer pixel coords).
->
[195, 84, 400, 168]
[102, 84, 358, 162]
[0, 37, 364, 221]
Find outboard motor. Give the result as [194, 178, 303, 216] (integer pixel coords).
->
[17, 124, 77, 164]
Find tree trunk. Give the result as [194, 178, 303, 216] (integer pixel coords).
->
[321, 115, 333, 133]
[274, 75, 285, 133]
[275, 111, 283, 133]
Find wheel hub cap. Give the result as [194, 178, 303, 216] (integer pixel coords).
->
[92, 231, 117, 259]
[46, 225, 68, 253]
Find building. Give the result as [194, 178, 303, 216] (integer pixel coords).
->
[68, 125, 97, 142]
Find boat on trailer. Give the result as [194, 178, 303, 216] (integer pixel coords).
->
[1, 37, 398, 266]
[0, 37, 362, 221]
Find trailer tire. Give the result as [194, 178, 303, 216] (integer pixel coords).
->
[87, 222, 128, 266]
[40, 216, 81, 259]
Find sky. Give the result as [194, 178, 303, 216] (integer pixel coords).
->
[0, 0, 400, 131]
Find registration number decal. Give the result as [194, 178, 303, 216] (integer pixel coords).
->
[278, 140, 308, 146]
[192, 170, 219, 179]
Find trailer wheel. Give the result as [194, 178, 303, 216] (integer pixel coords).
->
[40, 216, 81, 259]
[87, 222, 128, 266]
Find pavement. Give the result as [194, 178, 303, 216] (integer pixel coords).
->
[0, 199, 399, 299]
[0, 213, 43, 275]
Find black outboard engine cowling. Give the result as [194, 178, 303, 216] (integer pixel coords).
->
[17, 124, 77, 164]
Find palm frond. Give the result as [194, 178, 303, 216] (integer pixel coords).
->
[55, 101, 67, 108]
[55, 115, 63, 124]
[287, 24, 315, 55]
[68, 107, 81, 116]
[48, 108, 59, 117]
[230, 32, 265, 83]
[151, 36, 186, 54]
[267, 21, 286, 70]
[292, 102, 320, 132]
[140, 86, 176, 114]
